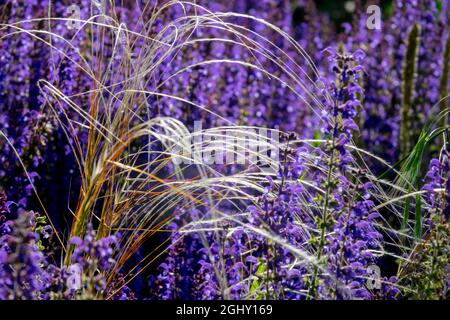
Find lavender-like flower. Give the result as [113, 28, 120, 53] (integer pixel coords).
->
[0, 210, 52, 300]
[67, 223, 121, 299]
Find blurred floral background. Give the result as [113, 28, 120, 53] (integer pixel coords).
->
[0, 0, 448, 300]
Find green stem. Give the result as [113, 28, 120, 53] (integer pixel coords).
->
[414, 194, 422, 241]
[308, 139, 336, 299]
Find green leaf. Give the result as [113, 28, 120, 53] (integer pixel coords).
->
[435, 0, 443, 12]
[414, 194, 422, 241]
[248, 261, 266, 299]
[312, 130, 321, 148]
[402, 185, 411, 234]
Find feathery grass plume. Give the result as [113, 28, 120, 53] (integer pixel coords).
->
[32, 2, 331, 293]
[400, 23, 421, 161]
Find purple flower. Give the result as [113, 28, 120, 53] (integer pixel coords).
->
[0, 210, 53, 300]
